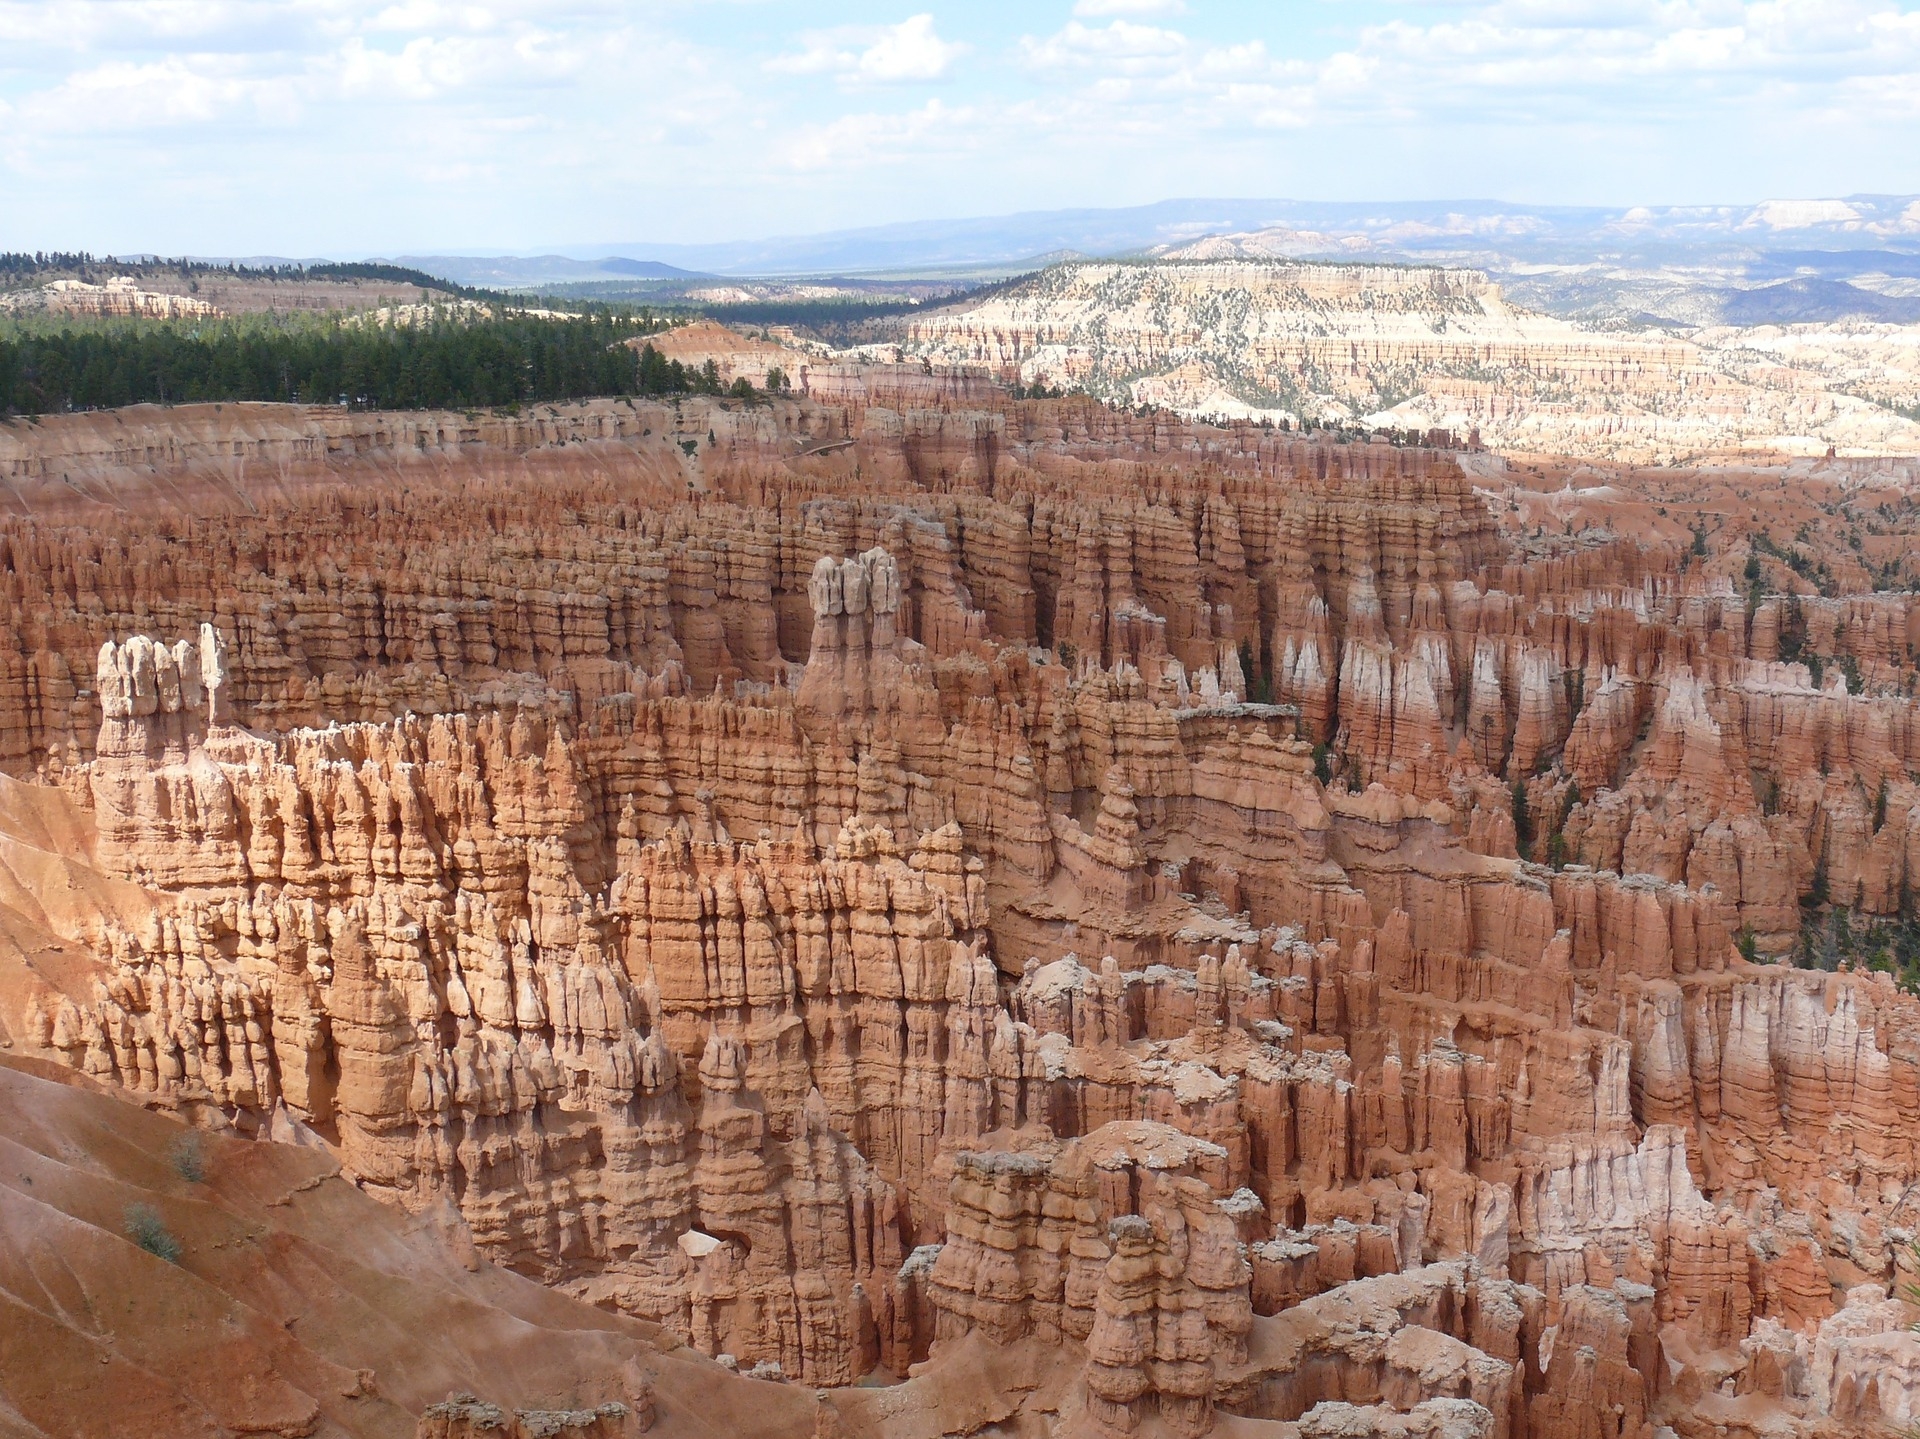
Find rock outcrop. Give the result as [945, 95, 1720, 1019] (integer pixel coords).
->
[899, 259, 1920, 461]
[0, 388, 1916, 1438]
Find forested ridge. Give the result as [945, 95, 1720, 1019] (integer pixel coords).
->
[0, 312, 735, 414]
[0, 252, 476, 296]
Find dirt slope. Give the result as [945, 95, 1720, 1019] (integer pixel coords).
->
[0, 1055, 817, 1439]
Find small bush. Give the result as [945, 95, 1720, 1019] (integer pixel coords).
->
[124, 1203, 182, 1263]
[168, 1132, 206, 1184]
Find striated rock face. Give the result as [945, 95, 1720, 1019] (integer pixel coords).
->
[631, 320, 812, 391]
[899, 259, 1920, 461]
[0, 275, 221, 319]
[1, 388, 1919, 1438]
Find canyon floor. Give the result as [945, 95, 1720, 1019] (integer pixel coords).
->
[0, 372, 1917, 1438]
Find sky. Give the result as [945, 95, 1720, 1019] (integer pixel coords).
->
[2, 0, 1919, 256]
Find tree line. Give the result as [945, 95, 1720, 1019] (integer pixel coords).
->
[0, 252, 473, 295]
[1, 252, 103, 281]
[0, 314, 744, 415]
[697, 286, 991, 346]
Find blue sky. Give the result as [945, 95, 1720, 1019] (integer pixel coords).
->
[2, 0, 1918, 255]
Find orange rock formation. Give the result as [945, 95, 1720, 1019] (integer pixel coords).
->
[0, 386, 1916, 1437]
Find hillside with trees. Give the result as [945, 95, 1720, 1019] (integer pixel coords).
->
[0, 312, 721, 413]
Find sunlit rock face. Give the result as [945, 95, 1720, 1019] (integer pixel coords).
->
[901, 259, 1920, 461]
[5, 388, 1920, 1436]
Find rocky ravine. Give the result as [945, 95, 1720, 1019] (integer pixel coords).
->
[898, 260, 1920, 464]
[0, 384, 1918, 1438]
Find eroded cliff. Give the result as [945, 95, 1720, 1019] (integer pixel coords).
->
[1, 386, 1917, 1439]
[896, 260, 1920, 462]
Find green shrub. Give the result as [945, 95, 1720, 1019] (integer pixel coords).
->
[124, 1203, 182, 1263]
[167, 1132, 205, 1184]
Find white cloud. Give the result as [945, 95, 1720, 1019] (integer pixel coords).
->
[334, 30, 584, 99]
[1021, 19, 1189, 71]
[760, 31, 842, 76]
[777, 97, 974, 170]
[858, 14, 963, 81]
[1, 0, 1919, 254]
[363, 3, 501, 35]
[1010, 0, 1920, 139]
[0, 1, 287, 48]
[1073, 0, 1186, 14]
[19, 55, 270, 131]
[766, 14, 965, 85]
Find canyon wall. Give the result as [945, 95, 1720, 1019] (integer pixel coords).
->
[897, 260, 1920, 462]
[2, 390, 1918, 1438]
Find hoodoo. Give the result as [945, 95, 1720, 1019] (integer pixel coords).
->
[2, 384, 1919, 1437]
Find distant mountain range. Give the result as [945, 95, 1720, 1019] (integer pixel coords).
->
[1716, 277, 1920, 326]
[226, 194, 1917, 328]
[478, 195, 1920, 278]
[379, 254, 713, 287]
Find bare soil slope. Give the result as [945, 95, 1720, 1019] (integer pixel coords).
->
[0, 1053, 821, 1439]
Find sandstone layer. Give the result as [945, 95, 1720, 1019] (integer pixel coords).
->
[0, 275, 221, 319]
[896, 260, 1920, 462]
[0, 386, 1916, 1438]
